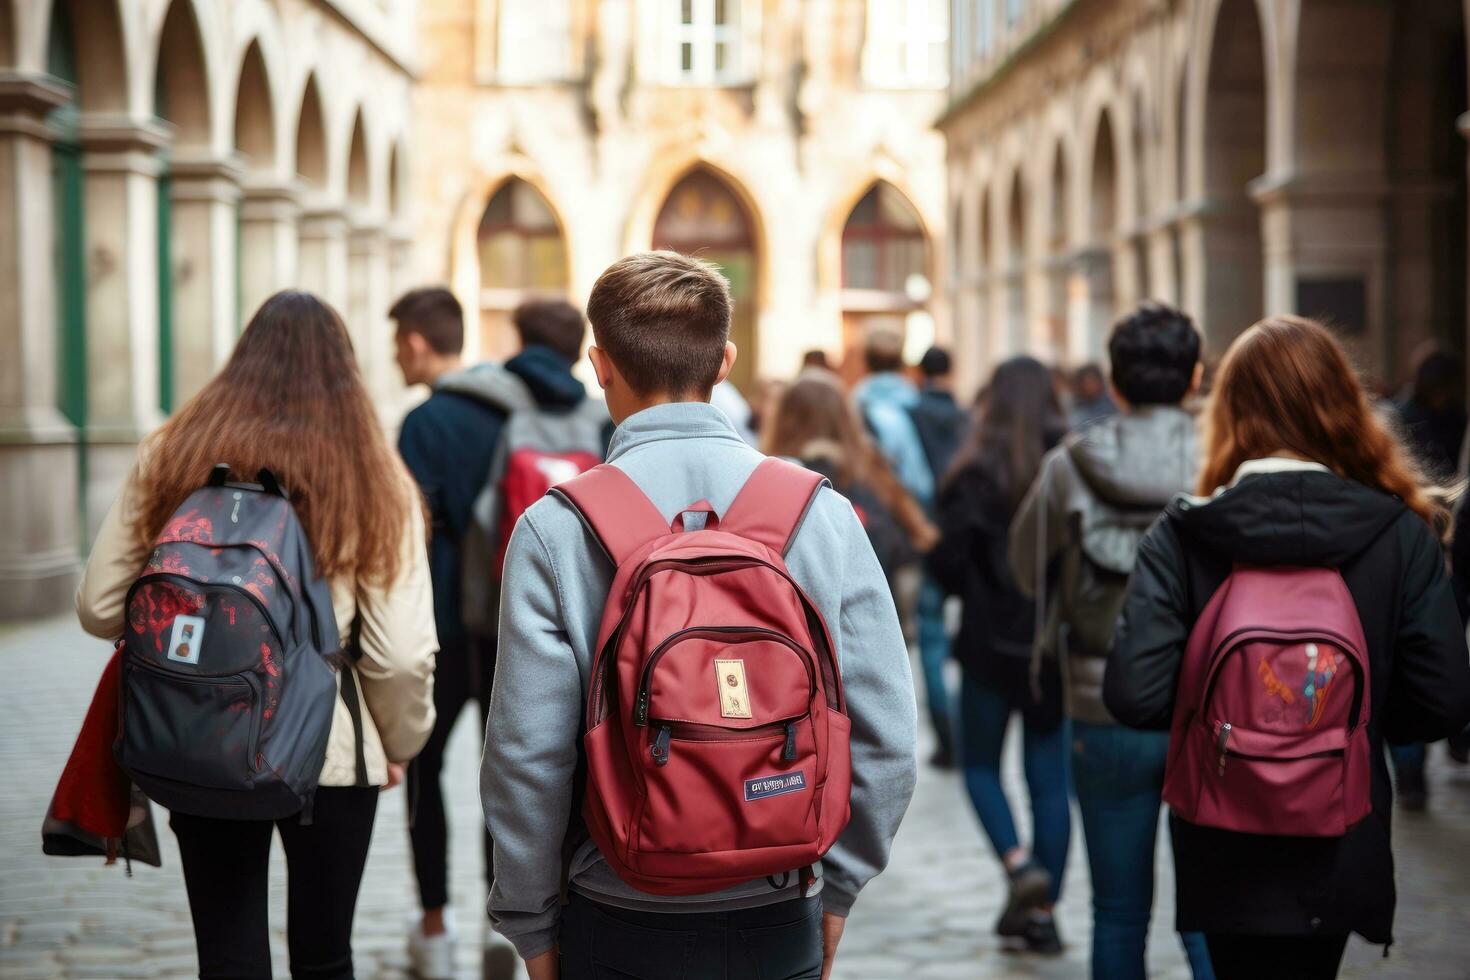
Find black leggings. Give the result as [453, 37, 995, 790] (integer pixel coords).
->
[1205, 932, 1350, 980]
[407, 632, 496, 910]
[170, 787, 379, 979]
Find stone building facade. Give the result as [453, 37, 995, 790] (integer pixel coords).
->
[410, 0, 951, 393]
[0, 0, 418, 617]
[941, 0, 1468, 396]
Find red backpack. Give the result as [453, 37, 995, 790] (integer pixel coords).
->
[553, 458, 853, 894]
[1162, 564, 1372, 836]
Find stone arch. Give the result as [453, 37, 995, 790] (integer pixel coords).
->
[1041, 137, 1070, 355]
[836, 179, 935, 374]
[45, 0, 129, 112]
[389, 140, 406, 219]
[1084, 108, 1120, 353]
[650, 165, 763, 390]
[1002, 165, 1027, 354]
[346, 109, 369, 209]
[233, 39, 273, 174]
[473, 176, 571, 358]
[154, 0, 211, 151]
[0, 0, 14, 67]
[294, 73, 327, 191]
[1188, 0, 1268, 346]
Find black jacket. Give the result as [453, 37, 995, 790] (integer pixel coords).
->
[1105, 465, 1470, 942]
[929, 461, 1063, 728]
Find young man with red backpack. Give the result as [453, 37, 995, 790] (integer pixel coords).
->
[482, 251, 917, 980]
[391, 289, 607, 979]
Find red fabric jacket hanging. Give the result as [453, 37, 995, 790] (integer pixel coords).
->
[43, 647, 161, 867]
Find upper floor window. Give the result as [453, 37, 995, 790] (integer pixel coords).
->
[863, 0, 949, 88]
[498, 0, 573, 83]
[976, 0, 995, 57]
[669, 0, 741, 84]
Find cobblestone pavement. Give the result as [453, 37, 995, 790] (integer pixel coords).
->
[3, 616, 1468, 979]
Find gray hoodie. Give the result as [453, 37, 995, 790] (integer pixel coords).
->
[1009, 406, 1198, 724]
[482, 401, 917, 959]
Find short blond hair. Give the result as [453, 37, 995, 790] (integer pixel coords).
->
[587, 251, 732, 396]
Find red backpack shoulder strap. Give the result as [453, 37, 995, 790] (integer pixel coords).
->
[721, 458, 829, 557]
[549, 463, 668, 565]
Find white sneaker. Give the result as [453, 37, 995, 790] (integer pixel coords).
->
[408, 919, 457, 980]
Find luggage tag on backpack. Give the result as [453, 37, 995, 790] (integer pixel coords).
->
[167, 615, 205, 665]
[715, 659, 753, 719]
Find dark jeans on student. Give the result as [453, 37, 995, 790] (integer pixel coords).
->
[1204, 933, 1348, 980]
[958, 670, 1070, 903]
[169, 786, 379, 979]
[916, 577, 954, 757]
[1072, 721, 1215, 980]
[559, 892, 823, 980]
[408, 632, 496, 910]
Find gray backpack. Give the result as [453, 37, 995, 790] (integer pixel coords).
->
[436, 365, 609, 637]
[117, 466, 364, 821]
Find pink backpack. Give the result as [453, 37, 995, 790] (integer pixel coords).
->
[1162, 565, 1372, 837]
[553, 459, 852, 894]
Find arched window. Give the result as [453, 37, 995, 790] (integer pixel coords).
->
[840, 182, 932, 367]
[652, 168, 758, 389]
[477, 179, 569, 357]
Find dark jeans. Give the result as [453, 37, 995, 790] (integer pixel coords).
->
[916, 576, 954, 755]
[169, 786, 379, 979]
[1072, 721, 1214, 980]
[958, 670, 1071, 903]
[408, 632, 496, 910]
[1204, 933, 1348, 980]
[559, 892, 823, 980]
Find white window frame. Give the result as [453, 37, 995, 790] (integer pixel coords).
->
[668, 0, 742, 85]
[498, 0, 574, 83]
[862, 0, 949, 89]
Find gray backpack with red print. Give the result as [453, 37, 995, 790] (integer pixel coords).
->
[117, 466, 364, 821]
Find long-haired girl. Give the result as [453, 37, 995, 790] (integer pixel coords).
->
[1107, 316, 1470, 979]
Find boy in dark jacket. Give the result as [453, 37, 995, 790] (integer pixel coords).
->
[392, 289, 597, 979]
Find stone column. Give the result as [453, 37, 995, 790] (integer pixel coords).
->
[1066, 245, 1113, 363]
[167, 154, 242, 402]
[347, 220, 396, 411]
[1178, 195, 1262, 353]
[388, 223, 416, 300]
[79, 114, 168, 542]
[238, 182, 299, 326]
[297, 206, 349, 313]
[1145, 218, 1179, 307]
[0, 76, 81, 616]
[1254, 172, 1393, 371]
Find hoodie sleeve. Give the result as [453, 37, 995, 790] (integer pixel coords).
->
[1382, 513, 1470, 744]
[1009, 447, 1071, 599]
[1104, 515, 1188, 730]
[820, 492, 918, 917]
[482, 512, 583, 960]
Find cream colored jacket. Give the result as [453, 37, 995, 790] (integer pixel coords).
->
[76, 463, 438, 788]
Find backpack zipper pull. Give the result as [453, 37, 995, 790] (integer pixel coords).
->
[636, 690, 650, 726]
[651, 726, 671, 767]
[1217, 722, 1232, 776]
[783, 722, 798, 762]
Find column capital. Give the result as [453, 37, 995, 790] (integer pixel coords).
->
[0, 73, 72, 140]
[348, 216, 389, 248]
[79, 114, 170, 177]
[240, 181, 301, 221]
[298, 205, 350, 239]
[169, 152, 244, 203]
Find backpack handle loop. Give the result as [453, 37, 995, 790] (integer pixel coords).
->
[671, 502, 720, 533]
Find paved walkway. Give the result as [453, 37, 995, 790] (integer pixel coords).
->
[2, 616, 1468, 978]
